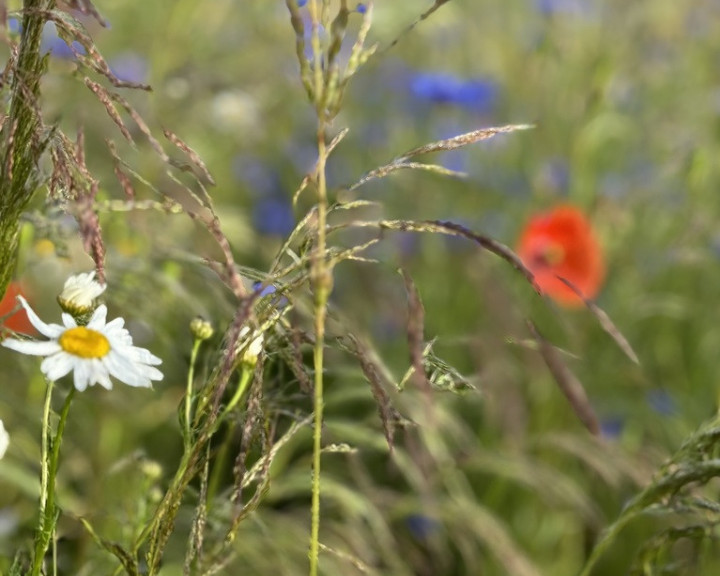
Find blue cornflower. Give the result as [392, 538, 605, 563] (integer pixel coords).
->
[410, 72, 498, 112]
[646, 389, 676, 416]
[41, 23, 86, 59]
[536, 0, 593, 16]
[232, 155, 282, 195]
[600, 416, 624, 439]
[537, 158, 570, 193]
[252, 281, 289, 308]
[109, 52, 148, 83]
[7, 18, 20, 34]
[252, 197, 296, 237]
[405, 514, 441, 541]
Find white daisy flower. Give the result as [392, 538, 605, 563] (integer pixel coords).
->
[57, 271, 106, 317]
[2, 296, 163, 392]
[238, 326, 263, 367]
[0, 420, 8, 460]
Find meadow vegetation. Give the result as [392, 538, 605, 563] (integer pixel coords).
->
[1, 1, 720, 575]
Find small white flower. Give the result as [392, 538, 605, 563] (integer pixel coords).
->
[57, 271, 106, 317]
[2, 296, 163, 392]
[238, 326, 263, 367]
[0, 420, 8, 460]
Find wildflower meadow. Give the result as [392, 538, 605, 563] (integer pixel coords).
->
[2, 0, 720, 575]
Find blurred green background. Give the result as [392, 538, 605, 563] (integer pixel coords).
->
[2, 0, 720, 574]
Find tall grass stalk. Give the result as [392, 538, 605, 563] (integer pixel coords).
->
[307, 1, 331, 573]
[0, 0, 53, 300]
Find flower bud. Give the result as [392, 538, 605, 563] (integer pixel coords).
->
[237, 326, 263, 368]
[190, 316, 214, 341]
[57, 271, 106, 320]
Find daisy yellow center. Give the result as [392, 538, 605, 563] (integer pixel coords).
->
[59, 327, 110, 359]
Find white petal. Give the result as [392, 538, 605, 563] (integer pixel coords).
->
[92, 360, 113, 390]
[104, 317, 125, 331]
[17, 297, 64, 338]
[2, 339, 62, 356]
[104, 352, 154, 388]
[87, 305, 108, 330]
[124, 344, 163, 366]
[0, 420, 8, 459]
[73, 360, 92, 391]
[41, 353, 75, 382]
[61, 313, 78, 329]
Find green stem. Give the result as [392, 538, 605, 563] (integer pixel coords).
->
[308, 2, 331, 574]
[221, 367, 253, 420]
[184, 338, 202, 447]
[31, 383, 75, 576]
[207, 368, 253, 503]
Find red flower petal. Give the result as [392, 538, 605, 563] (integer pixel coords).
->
[517, 205, 605, 307]
[0, 281, 36, 334]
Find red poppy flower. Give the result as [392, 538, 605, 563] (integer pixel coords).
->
[517, 205, 604, 307]
[0, 281, 35, 334]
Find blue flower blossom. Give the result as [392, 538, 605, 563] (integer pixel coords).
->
[537, 158, 570, 193]
[297, 0, 308, 6]
[232, 155, 282, 195]
[109, 52, 148, 83]
[646, 389, 676, 416]
[356, 3, 367, 13]
[600, 416, 624, 439]
[252, 281, 289, 308]
[410, 72, 499, 113]
[41, 23, 86, 59]
[405, 514, 441, 541]
[7, 18, 20, 35]
[536, 0, 591, 15]
[252, 197, 296, 237]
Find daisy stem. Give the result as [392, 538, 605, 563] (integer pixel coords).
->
[32, 383, 75, 576]
[184, 338, 203, 447]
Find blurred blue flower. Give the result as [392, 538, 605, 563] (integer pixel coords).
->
[535, 0, 592, 15]
[41, 23, 85, 59]
[252, 281, 289, 308]
[395, 230, 420, 259]
[405, 514, 441, 541]
[252, 197, 295, 237]
[646, 389, 676, 416]
[356, 3, 367, 13]
[537, 158, 570, 193]
[7, 18, 20, 35]
[297, 0, 308, 6]
[232, 155, 282, 195]
[410, 72, 499, 113]
[109, 52, 148, 83]
[600, 416, 624, 439]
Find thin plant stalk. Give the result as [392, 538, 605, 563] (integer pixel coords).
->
[184, 338, 203, 446]
[307, 0, 331, 573]
[208, 368, 253, 502]
[32, 383, 75, 576]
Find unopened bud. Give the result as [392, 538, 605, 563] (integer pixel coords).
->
[190, 316, 214, 341]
